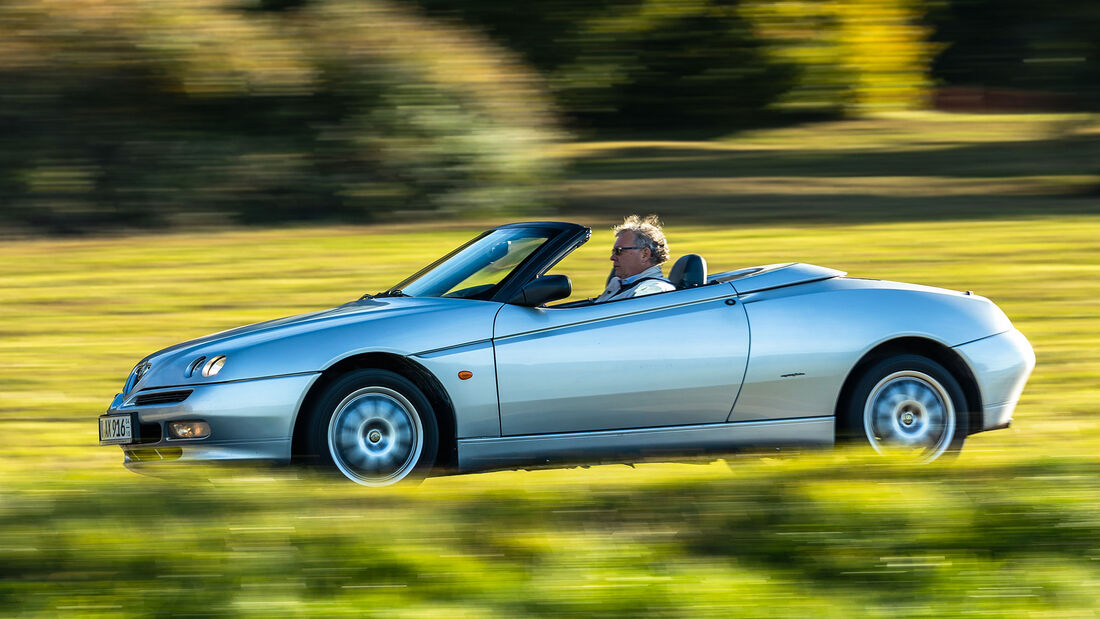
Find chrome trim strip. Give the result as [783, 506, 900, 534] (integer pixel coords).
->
[413, 339, 493, 358]
[951, 328, 1010, 349]
[734, 275, 838, 297]
[456, 417, 834, 471]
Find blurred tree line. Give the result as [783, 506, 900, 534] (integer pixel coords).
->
[0, 0, 562, 232]
[929, 0, 1100, 106]
[415, 0, 935, 125]
[0, 0, 1094, 233]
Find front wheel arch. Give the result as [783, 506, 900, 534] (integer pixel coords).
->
[291, 352, 456, 470]
[304, 368, 439, 485]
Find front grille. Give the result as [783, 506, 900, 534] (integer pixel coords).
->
[133, 390, 192, 406]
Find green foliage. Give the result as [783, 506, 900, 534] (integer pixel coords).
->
[552, 1, 795, 127]
[417, 0, 935, 127]
[0, 0, 562, 233]
[416, 0, 795, 129]
[930, 0, 1100, 106]
[2, 454, 1100, 617]
[743, 0, 937, 111]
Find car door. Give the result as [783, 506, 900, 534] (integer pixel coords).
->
[492, 283, 749, 436]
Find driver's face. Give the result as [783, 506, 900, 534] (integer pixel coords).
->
[610, 231, 651, 279]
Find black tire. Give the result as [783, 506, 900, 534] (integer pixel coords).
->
[305, 369, 438, 486]
[841, 354, 968, 463]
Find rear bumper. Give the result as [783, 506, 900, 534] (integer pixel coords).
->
[953, 329, 1035, 432]
[102, 373, 320, 467]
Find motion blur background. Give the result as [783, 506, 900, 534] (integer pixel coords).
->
[2, 0, 1098, 232]
[2, 1, 1099, 616]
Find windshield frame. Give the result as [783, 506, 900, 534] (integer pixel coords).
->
[381, 222, 590, 303]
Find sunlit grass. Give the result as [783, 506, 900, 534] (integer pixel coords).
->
[2, 113, 1099, 615]
[3, 450, 1100, 617]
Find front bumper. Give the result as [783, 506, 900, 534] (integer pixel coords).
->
[100, 373, 321, 470]
[953, 328, 1035, 432]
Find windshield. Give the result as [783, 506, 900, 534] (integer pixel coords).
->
[387, 227, 555, 299]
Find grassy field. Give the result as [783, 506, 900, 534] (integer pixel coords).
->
[2, 113, 1099, 616]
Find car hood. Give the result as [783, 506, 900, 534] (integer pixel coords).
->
[157, 297, 424, 354]
[129, 296, 500, 391]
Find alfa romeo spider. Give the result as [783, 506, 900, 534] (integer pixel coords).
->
[99, 222, 1034, 485]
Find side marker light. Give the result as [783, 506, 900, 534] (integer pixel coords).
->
[458, 371, 473, 380]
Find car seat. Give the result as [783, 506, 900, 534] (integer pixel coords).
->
[668, 254, 707, 289]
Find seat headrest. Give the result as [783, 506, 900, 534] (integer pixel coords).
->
[669, 254, 707, 289]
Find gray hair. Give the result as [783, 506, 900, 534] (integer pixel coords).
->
[613, 214, 669, 265]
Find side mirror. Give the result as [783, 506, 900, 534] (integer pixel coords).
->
[488, 240, 511, 262]
[508, 274, 572, 307]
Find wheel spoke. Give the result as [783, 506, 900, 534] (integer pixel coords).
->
[926, 401, 945, 422]
[916, 389, 938, 410]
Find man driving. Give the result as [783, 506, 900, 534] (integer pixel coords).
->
[594, 215, 675, 303]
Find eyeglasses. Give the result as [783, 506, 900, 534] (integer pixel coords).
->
[611, 245, 645, 256]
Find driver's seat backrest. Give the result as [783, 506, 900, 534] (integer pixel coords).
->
[668, 254, 707, 289]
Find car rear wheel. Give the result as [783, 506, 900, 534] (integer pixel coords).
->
[306, 369, 438, 486]
[843, 354, 968, 463]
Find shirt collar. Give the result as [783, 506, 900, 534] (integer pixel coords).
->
[620, 265, 663, 285]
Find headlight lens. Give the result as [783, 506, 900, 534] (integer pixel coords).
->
[125, 361, 152, 394]
[186, 356, 206, 378]
[202, 355, 227, 377]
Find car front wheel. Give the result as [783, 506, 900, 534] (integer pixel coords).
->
[844, 354, 968, 463]
[306, 369, 438, 486]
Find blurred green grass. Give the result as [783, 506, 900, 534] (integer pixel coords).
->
[2, 112, 1099, 616]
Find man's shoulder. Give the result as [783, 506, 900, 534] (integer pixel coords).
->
[633, 278, 675, 294]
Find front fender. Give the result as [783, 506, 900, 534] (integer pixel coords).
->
[136, 298, 502, 389]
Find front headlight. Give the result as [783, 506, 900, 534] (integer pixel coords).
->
[202, 355, 227, 378]
[186, 355, 228, 379]
[124, 361, 152, 394]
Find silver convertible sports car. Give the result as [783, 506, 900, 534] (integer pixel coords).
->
[100, 222, 1035, 485]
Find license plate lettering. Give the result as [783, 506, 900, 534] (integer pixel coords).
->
[99, 415, 133, 444]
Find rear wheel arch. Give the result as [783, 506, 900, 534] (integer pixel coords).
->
[835, 337, 983, 438]
[292, 352, 457, 470]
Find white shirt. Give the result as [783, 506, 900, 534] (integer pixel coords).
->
[594, 265, 675, 303]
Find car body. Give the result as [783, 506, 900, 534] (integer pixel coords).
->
[99, 222, 1035, 485]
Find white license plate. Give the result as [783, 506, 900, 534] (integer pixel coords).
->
[99, 415, 133, 444]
